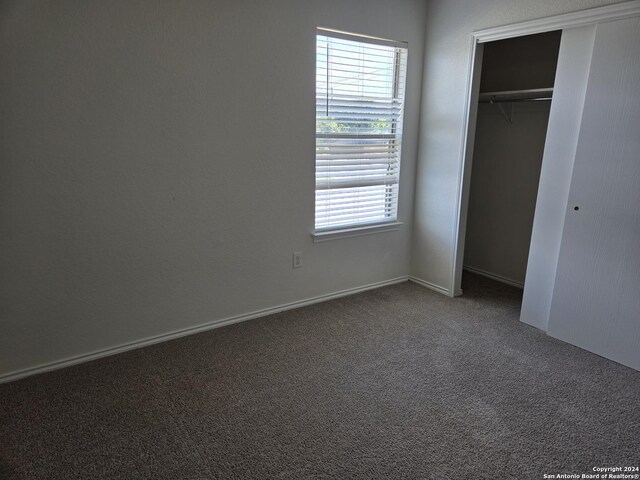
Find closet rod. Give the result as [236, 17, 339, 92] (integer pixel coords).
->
[480, 97, 552, 104]
[478, 87, 553, 103]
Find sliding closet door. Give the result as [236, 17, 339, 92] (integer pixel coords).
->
[547, 17, 640, 371]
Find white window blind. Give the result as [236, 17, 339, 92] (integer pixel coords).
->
[315, 29, 408, 231]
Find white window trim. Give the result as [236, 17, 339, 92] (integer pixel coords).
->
[312, 221, 403, 243]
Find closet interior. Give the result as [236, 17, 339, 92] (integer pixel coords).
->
[463, 31, 562, 289]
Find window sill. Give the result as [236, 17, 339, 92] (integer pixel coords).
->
[312, 221, 403, 243]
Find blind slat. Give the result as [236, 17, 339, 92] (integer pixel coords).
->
[316, 179, 398, 190]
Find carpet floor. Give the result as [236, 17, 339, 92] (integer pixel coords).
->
[1, 273, 639, 479]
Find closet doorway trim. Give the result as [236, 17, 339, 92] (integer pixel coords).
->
[451, 0, 640, 296]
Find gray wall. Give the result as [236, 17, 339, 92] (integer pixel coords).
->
[411, 0, 626, 294]
[463, 102, 550, 286]
[0, 0, 426, 378]
[479, 31, 561, 92]
[463, 32, 559, 286]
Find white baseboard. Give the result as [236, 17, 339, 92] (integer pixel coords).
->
[0, 276, 409, 384]
[463, 265, 524, 289]
[408, 276, 452, 297]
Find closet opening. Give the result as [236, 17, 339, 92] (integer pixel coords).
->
[461, 31, 562, 291]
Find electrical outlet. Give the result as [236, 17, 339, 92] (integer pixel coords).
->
[293, 252, 302, 269]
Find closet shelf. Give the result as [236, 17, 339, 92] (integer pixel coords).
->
[479, 87, 553, 103]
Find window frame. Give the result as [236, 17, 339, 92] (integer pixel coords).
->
[313, 28, 408, 238]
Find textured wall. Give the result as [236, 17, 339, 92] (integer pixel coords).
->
[411, 0, 625, 293]
[0, 0, 426, 377]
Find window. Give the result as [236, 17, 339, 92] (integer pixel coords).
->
[315, 29, 408, 232]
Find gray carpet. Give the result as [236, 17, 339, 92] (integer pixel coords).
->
[1, 273, 639, 479]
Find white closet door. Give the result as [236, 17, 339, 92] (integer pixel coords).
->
[547, 17, 640, 371]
